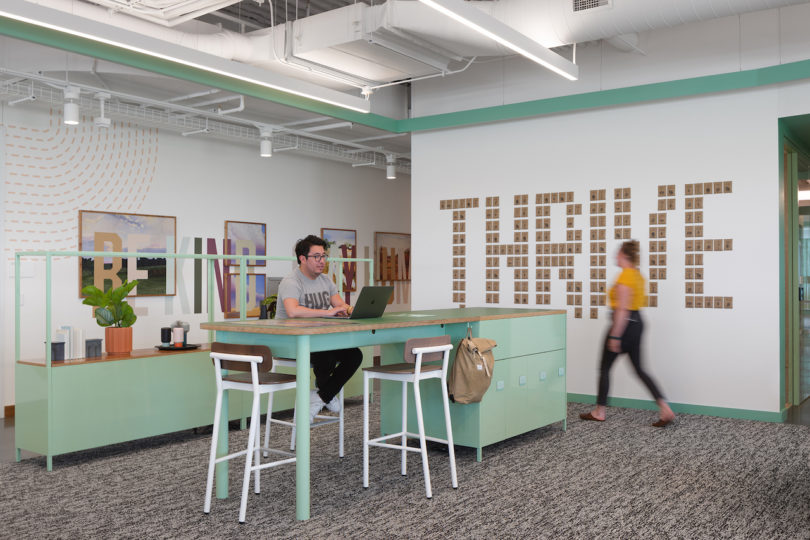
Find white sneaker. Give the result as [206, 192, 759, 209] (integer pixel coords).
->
[309, 390, 325, 422]
[324, 394, 341, 413]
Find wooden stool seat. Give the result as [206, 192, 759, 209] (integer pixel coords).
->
[363, 363, 442, 375]
[223, 372, 296, 385]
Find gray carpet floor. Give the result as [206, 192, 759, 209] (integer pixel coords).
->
[2, 401, 810, 539]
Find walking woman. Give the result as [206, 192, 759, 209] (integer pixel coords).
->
[579, 240, 675, 427]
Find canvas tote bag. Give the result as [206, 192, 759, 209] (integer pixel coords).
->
[447, 328, 497, 404]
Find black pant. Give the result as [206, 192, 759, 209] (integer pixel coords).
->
[310, 347, 362, 404]
[596, 311, 665, 406]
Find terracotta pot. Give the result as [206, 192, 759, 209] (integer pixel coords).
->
[105, 326, 133, 354]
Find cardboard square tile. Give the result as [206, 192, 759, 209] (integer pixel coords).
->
[695, 282, 703, 294]
[723, 181, 732, 193]
[659, 240, 666, 251]
[724, 297, 733, 309]
[599, 229, 606, 240]
[523, 194, 530, 205]
[559, 269, 567, 279]
[667, 199, 676, 210]
[493, 282, 500, 292]
[695, 211, 703, 223]
[650, 214, 658, 225]
[658, 199, 666, 211]
[650, 282, 658, 293]
[566, 281, 574, 292]
[598, 243, 606, 254]
[590, 202, 599, 214]
[486, 196, 493, 207]
[575, 230, 582, 241]
[565, 192, 573, 203]
[590, 269, 598, 280]
[590, 190, 598, 201]
[649, 296, 658, 307]
[695, 268, 704, 280]
[615, 202, 623, 213]
[543, 269, 550, 279]
[656, 227, 665, 238]
[622, 201, 631, 212]
[685, 226, 694, 238]
[623, 188, 631, 199]
[713, 182, 722, 193]
[695, 225, 703, 237]
[724, 239, 733, 250]
[590, 308, 599, 319]
[590, 295, 598, 306]
[615, 229, 623, 240]
[465, 199, 472, 208]
[658, 213, 667, 224]
[694, 239, 703, 251]
[566, 294, 573, 306]
[543, 281, 551, 292]
[567, 230, 574, 241]
[714, 297, 723, 309]
[615, 188, 624, 199]
[600, 269, 606, 279]
[621, 228, 630, 239]
[514, 195, 521, 205]
[575, 295, 582, 306]
[599, 295, 606, 306]
[575, 282, 582, 292]
[703, 240, 713, 252]
[440, 200, 448, 210]
[667, 185, 676, 196]
[649, 254, 657, 267]
[714, 239, 723, 251]
[599, 215, 607, 227]
[658, 185, 667, 197]
[650, 268, 658, 279]
[599, 203, 606, 213]
[494, 294, 500, 303]
[590, 216, 598, 227]
[685, 198, 694, 210]
[686, 240, 694, 251]
[694, 198, 703, 209]
[544, 206, 551, 217]
[575, 307, 582, 319]
[522, 256, 529, 266]
[658, 268, 667, 280]
[533, 294, 541, 304]
[686, 254, 694, 266]
[459, 222, 466, 232]
[598, 282, 606, 293]
[567, 217, 575, 228]
[659, 254, 667, 266]
[686, 268, 695, 280]
[474, 199, 480, 208]
[574, 204, 581, 215]
[543, 193, 550, 204]
[685, 184, 694, 196]
[693, 183, 703, 194]
[703, 183, 713, 194]
[551, 193, 559, 203]
[650, 227, 659, 239]
[514, 207, 521, 218]
[599, 189, 607, 200]
[599, 255, 606, 266]
[695, 296, 703, 308]
[459, 210, 467, 220]
[615, 215, 623, 227]
[685, 296, 694, 308]
[686, 283, 694, 294]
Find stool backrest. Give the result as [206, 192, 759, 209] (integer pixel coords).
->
[211, 342, 273, 372]
[404, 335, 451, 363]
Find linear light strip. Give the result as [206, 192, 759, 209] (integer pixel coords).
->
[0, 0, 370, 113]
[418, 0, 579, 81]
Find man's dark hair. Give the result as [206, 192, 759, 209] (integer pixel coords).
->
[295, 234, 327, 262]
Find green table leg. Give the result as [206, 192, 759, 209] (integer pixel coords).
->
[476, 447, 482, 462]
[215, 391, 229, 499]
[295, 335, 311, 521]
[15, 448, 21, 462]
[46, 455, 52, 471]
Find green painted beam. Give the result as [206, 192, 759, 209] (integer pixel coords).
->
[400, 59, 810, 133]
[0, 16, 398, 132]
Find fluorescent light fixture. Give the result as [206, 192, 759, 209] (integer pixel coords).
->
[418, 0, 579, 81]
[0, 0, 371, 113]
[386, 154, 396, 180]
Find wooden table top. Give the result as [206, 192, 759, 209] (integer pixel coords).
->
[200, 307, 565, 336]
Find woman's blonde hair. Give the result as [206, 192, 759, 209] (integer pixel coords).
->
[620, 240, 640, 266]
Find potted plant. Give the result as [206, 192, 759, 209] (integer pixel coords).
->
[81, 279, 139, 354]
[260, 294, 278, 320]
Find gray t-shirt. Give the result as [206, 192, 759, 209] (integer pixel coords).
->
[275, 268, 338, 319]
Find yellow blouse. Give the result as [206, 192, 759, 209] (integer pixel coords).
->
[608, 268, 646, 310]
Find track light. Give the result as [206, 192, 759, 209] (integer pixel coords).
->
[386, 154, 396, 180]
[259, 128, 273, 157]
[94, 92, 111, 128]
[63, 85, 80, 125]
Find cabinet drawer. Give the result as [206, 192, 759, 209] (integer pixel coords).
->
[479, 314, 565, 359]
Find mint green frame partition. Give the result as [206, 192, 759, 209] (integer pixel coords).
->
[13, 250, 373, 471]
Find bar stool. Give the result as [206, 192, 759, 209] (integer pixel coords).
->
[362, 335, 457, 498]
[204, 342, 297, 524]
[263, 357, 344, 457]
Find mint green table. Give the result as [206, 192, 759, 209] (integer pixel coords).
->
[201, 307, 566, 521]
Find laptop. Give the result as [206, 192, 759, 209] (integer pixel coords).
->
[335, 285, 393, 319]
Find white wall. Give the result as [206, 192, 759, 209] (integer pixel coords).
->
[0, 104, 411, 413]
[411, 84, 795, 413]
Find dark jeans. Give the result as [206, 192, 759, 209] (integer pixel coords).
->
[596, 311, 665, 406]
[311, 347, 363, 404]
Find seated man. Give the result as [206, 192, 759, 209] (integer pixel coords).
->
[276, 234, 363, 421]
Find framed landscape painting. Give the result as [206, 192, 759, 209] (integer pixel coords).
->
[78, 210, 176, 296]
[225, 221, 266, 267]
[375, 232, 411, 282]
[224, 272, 266, 318]
[321, 227, 357, 292]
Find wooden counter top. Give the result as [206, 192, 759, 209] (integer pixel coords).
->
[18, 344, 211, 367]
[200, 307, 566, 336]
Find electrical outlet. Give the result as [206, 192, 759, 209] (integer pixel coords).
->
[496, 380, 505, 391]
[558, 367, 565, 377]
[540, 371, 546, 381]
[519, 375, 527, 386]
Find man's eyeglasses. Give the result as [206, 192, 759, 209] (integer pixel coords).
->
[306, 254, 328, 261]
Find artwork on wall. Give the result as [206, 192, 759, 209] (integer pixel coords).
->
[78, 210, 176, 296]
[375, 232, 411, 282]
[224, 272, 266, 318]
[321, 227, 358, 293]
[224, 221, 266, 267]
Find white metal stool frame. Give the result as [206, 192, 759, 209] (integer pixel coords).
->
[362, 336, 458, 498]
[204, 344, 297, 524]
[263, 357, 344, 457]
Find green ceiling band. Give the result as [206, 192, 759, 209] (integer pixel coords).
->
[3, 13, 810, 134]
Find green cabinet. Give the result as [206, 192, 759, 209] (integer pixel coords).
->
[380, 313, 566, 461]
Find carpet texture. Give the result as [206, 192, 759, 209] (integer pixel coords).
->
[2, 401, 810, 539]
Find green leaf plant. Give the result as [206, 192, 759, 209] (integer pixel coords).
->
[81, 280, 139, 328]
